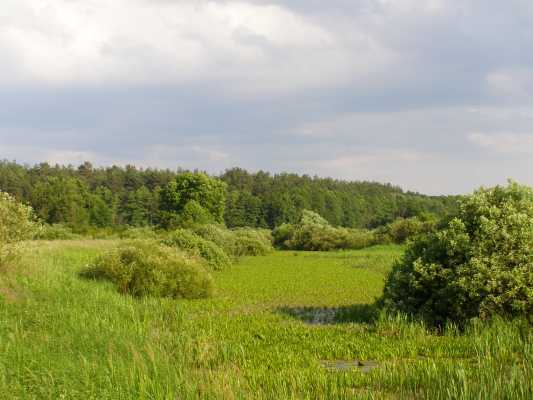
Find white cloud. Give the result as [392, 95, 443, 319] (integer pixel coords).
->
[141, 143, 231, 170]
[0, 0, 395, 94]
[316, 150, 435, 170]
[468, 132, 533, 154]
[0, 143, 109, 165]
[191, 146, 229, 162]
[486, 69, 533, 98]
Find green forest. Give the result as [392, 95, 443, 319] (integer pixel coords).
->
[0, 161, 457, 232]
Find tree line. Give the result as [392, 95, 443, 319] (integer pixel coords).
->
[0, 161, 458, 231]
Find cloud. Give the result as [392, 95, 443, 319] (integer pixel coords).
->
[0, 143, 108, 166]
[468, 132, 533, 154]
[0, 0, 387, 95]
[1, 1, 533, 194]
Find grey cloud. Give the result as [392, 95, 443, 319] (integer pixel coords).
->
[1, 0, 532, 194]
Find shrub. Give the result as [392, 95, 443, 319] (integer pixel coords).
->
[381, 215, 438, 244]
[84, 240, 213, 299]
[300, 209, 329, 226]
[34, 224, 80, 240]
[285, 225, 375, 251]
[381, 181, 533, 327]
[273, 210, 376, 251]
[164, 229, 231, 270]
[231, 228, 273, 256]
[0, 192, 38, 269]
[193, 224, 235, 254]
[272, 223, 295, 248]
[193, 224, 273, 257]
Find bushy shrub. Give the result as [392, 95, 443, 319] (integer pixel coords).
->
[272, 223, 295, 248]
[34, 224, 81, 240]
[381, 181, 533, 327]
[84, 240, 213, 299]
[193, 224, 235, 254]
[164, 229, 231, 270]
[300, 209, 329, 226]
[380, 215, 438, 244]
[0, 192, 38, 269]
[285, 225, 375, 251]
[193, 224, 273, 257]
[273, 210, 376, 251]
[231, 228, 273, 256]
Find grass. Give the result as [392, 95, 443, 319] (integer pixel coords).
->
[0, 241, 531, 399]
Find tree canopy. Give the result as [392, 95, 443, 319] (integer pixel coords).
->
[0, 161, 458, 231]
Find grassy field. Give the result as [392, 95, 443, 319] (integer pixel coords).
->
[0, 241, 531, 399]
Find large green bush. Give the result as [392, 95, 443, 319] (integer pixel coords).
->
[192, 224, 236, 254]
[378, 215, 438, 244]
[84, 240, 213, 299]
[272, 210, 376, 251]
[285, 225, 375, 251]
[381, 181, 533, 326]
[231, 228, 273, 256]
[164, 229, 231, 270]
[193, 224, 273, 257]
[0, 192, 38, 269]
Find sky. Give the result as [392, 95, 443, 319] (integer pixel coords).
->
[1, 0, 532, 195]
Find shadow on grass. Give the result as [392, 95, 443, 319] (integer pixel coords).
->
[277, 303, 379, 325]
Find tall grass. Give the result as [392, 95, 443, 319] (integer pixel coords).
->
[0, 241, 530, 399]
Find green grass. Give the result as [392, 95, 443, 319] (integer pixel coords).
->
[0, 241, 531, 399]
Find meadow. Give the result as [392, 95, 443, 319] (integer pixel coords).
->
[0, 241, 531, 399]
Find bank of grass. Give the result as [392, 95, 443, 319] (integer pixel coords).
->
[0, 241, 530, 399]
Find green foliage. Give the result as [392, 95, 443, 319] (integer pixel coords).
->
[224, 190, 265, 227]
[2, 242, 530, 399]
[286, 225, 376, 251]
[123, 186, 158, 227]
[300, 209, 329, 226]
[271, 223, 294, 247]
[31, 176, 92, 229]
[34, 224, 81, 240]
[176, 200, 217, 228]
[192, 224, 235, 254]
[231, 228, 273, 256]
[84, 240, 213, 299]
[117, 226, 159, 240]
[0, 192, 38, 268]
[0, 161, 458, 232]
[220, 168, 459, 229]
[193, 224, 273, 257]
[273, 210, 376, 251]
[164, 229, 232, 270]
[378, 215, 438, 244]
[160, 172, 227, 227]
[382, 181, 533, 326]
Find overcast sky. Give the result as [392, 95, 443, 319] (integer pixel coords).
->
[1, 0, 532, 194]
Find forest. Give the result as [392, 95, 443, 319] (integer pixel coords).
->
[0, 160, 457, 232]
